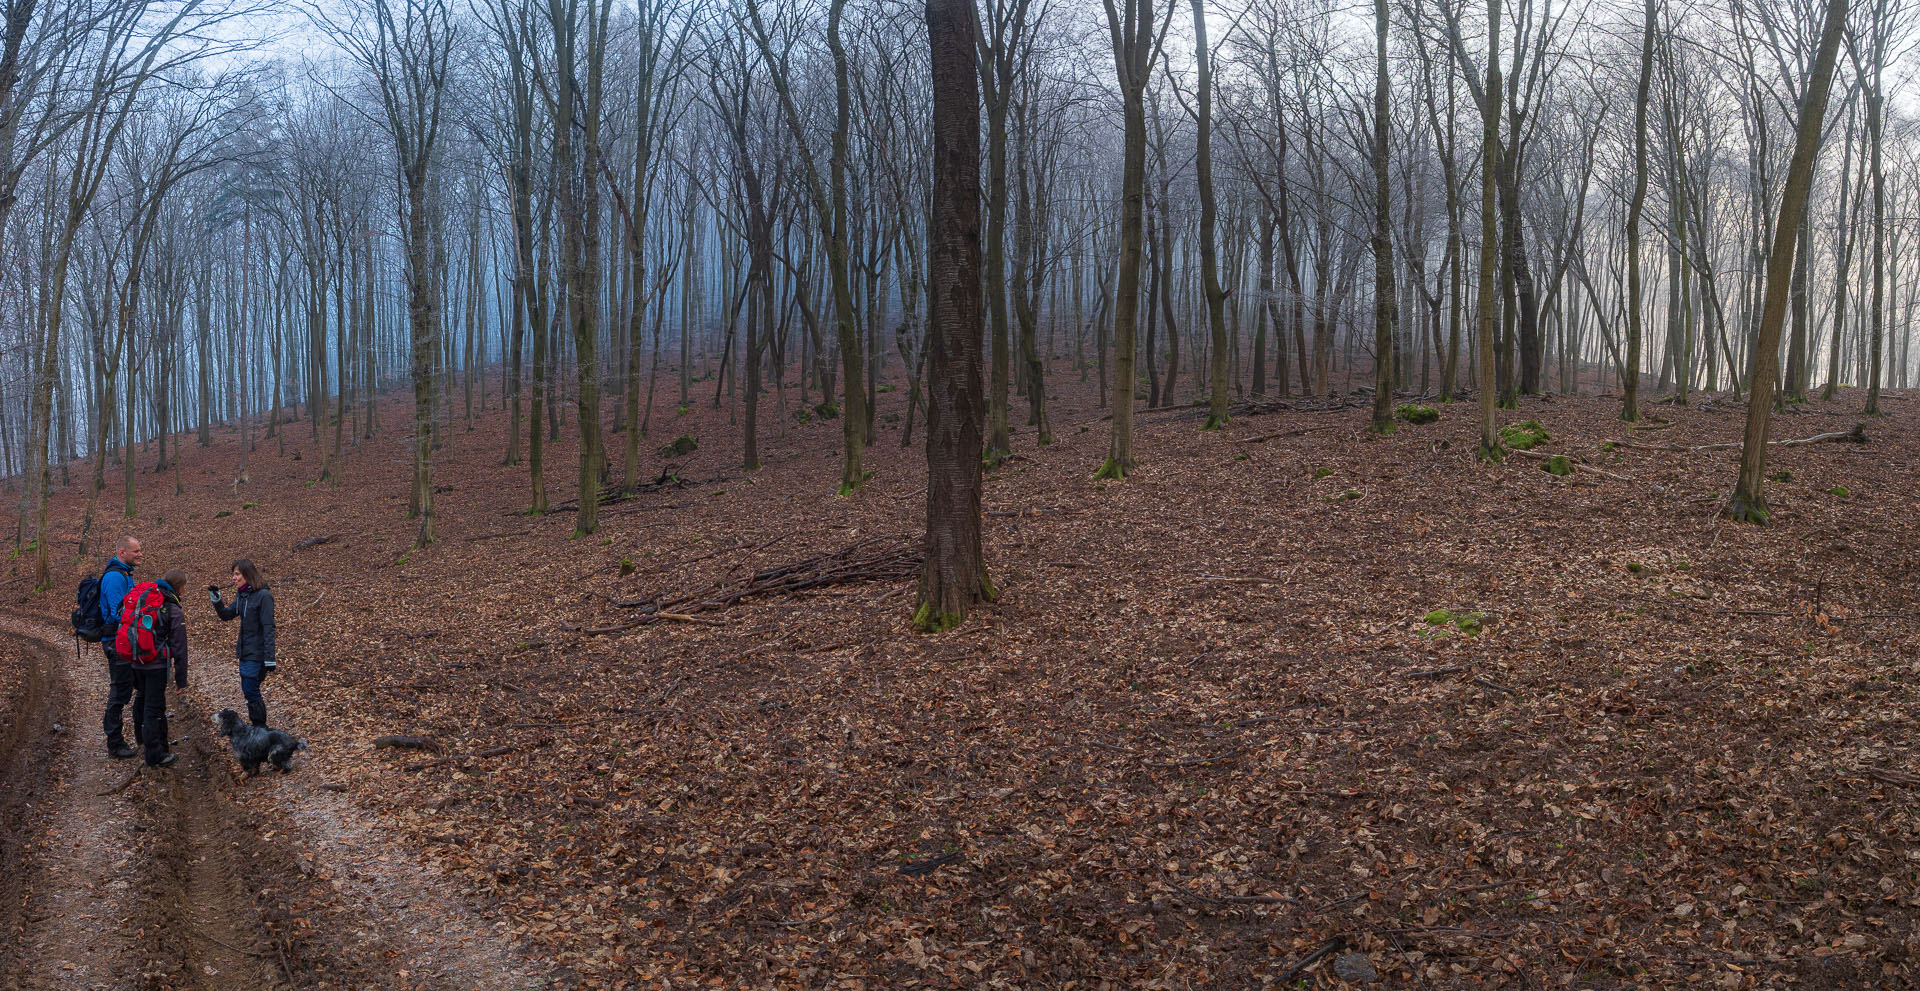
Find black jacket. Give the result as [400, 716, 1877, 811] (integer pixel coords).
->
[214, 585, 275, 677]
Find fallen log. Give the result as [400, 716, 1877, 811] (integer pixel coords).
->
[373, 735, 435, 751]
[292, 533, 339, 551]
[1618, 422, 1869, 453]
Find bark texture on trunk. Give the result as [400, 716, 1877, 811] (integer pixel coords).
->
[917, 0, 991, 631]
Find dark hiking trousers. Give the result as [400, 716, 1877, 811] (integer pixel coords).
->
[240, 674, 268, 727]
[130, 668, 169, 765]
[102, 645, 139, 751]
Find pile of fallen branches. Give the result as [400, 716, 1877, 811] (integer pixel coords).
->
[544, 467, 708, 514]
[563, 537, 922, 635]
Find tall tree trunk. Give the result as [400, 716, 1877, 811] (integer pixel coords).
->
[1475, 0, 1502, 457]
[1193, 0, 1230, 430]
[1097, 0, 1153, 480]
[1623, 0, 1655, 422]
[917, 0, 991, 630]
[1865, 56, 1885, 415]
[1728, 0, 1849, 523]
[1369, 0, 1395, 433]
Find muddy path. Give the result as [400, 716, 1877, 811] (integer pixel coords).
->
[0, 611, 560, 991]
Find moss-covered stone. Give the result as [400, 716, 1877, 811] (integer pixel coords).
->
[1499, 420, 1549, 451]
[1395, 403, 1439, 424]
[1542, 454, 1572, 476]
[813, 401, 840, 420]
[620, 556, 636, 577]
[1770, 470, 1793, 482]
[1312, 466, 1334, 479]
[1828, 485, 1850, 498]
[660, 434, 698, 457]
[1422, 608, 1486, 636]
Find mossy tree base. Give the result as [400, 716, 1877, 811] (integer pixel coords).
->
[1201, 414, 1229, 431]
[913, 573, 996, 633]
[1093, 456, 1129, 481]
[1478, 442, 1507, 464]
[836, 469, 875, 497]
[1726, 491, 1771, 525]
[911, 602, 963, 633]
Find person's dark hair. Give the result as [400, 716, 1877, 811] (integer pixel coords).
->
[232, 558, 267, 591]
[161, 568, 187, 590]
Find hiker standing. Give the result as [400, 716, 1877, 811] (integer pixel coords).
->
[211, 558, 275, 727]
[119, 570, 189, 768]
[94, 536, 141, 760]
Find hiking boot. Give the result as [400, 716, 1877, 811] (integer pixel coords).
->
[149, 753, 178, 768]
[109, 744, 137, 760]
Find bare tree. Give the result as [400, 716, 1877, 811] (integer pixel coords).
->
[1728, 0, 1850, 523]
[313, 0, 458, 547]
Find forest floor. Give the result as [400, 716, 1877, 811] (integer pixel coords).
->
[4, 366, 1920, 990]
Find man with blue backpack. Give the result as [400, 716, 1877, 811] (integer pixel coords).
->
[71, 536, 142, 759]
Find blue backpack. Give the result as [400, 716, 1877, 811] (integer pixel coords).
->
[71, 561, 130, 643]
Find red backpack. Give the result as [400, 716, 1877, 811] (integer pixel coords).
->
[114, 582, 171, 665]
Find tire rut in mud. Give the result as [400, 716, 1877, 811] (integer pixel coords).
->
[0, 629, 65, 985]
[126, 693, 291, 990]
[0, 616, 319, 991]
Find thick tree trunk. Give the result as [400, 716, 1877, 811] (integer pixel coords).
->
[917, 0, 990, 631]
[1098, 0, 1152, 480]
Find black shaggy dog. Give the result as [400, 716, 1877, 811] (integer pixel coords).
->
[214, 708, 306, 774]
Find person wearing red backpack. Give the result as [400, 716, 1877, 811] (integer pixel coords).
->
[115, 569, 190, 767]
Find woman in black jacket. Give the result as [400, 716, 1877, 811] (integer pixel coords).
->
[211, 558, 275, 727]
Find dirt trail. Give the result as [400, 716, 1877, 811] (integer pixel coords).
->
[0, 611, 559, 991]
[0, 623, 149, 991]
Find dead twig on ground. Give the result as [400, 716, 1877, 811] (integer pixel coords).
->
[1473, 677, 1518, 696]
[1274, 937, 1346, 984]
[1866, 767, 1920, 787]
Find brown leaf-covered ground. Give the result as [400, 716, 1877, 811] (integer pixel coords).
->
[6, 371, 1920, 989]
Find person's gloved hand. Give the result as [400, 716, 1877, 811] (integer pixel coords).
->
[207, 586, 221, 604]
